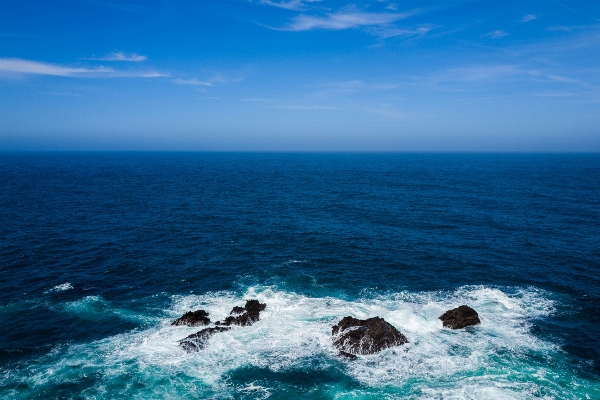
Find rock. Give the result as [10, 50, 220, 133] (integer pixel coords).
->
[215, 299, 266, 327]
[331, 316, 408, 355]
[439, 305, 481, 329]
[179, 326, 230, 352]
[172, 310, 210, 327]
[339, 351, 357, 360]
[230, 306, 245, 315]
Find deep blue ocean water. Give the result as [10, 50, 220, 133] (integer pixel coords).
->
[0, 153, 599, 399]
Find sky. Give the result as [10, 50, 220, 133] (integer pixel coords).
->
[0, 0, 599, 151]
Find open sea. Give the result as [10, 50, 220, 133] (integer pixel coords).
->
[0, 152, 599, 399]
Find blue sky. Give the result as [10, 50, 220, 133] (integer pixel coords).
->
[1, 0, 599, 151]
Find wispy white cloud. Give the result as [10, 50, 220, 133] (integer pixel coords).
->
[259, 0, 321, 11]
[528, 70, 580, 84]
[283, 10, 417, 31]
[487, 30, 509, 39]
[0, 58, 167, 78]
[546, 25, 571, 32]
[321, 80, 397, 92]
[368, 24, 437, 39]
[171, 78, 215, 86]
[87, 51, 147, 62]
[521, 14, 537, 23]
[171, 72, 246, 87]
[430, 64, 583, 86]
[0, 58, 111, 76]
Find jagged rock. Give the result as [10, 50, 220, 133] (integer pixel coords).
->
[230, 306, 245, 315]
[179, 326, 231, 352]
[439, 305, 481, 329]
[215, 299, 266, 327]
[331, 316, 408, 355]
[172, 310, 210, 327]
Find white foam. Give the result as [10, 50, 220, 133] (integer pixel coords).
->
[8, 285, 597, 399]
[60, 295, 155, 324]
[44, 282, 73, 293]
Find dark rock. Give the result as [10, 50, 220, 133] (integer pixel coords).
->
[244, 299, 267, 313]
[439, 305, 481, 329]
[216, 299, 266, 327]
[331, 316, 408, 355]
[339, 351, 357, 360]
[179, 326, 230, 352]
[172, 310, 210, 327]
[230, 306, 245, 315]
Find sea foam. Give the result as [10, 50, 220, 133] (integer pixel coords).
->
[44, 282, 73, 293]
[3, 286, 598, 399]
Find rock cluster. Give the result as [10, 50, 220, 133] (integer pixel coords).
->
[173, 299, 267, 352]
[171, 310, 210, 327]
[331, 316, 409, 355]
[215, 299, 267, 327]
[439, 305, 481, 329]
[172, 300, 481, 357]
[179, 326, 231, 352]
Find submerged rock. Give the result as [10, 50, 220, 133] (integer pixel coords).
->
[215, 299, 267, 327]
[332, 316, 408, 355]
[172, 310, 210, 327]
[179, 326, 230, 352]
[439, 305, 481, 329]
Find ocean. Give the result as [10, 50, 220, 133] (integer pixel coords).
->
[1, 153, 599, 399]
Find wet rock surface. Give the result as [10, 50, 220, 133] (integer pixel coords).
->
[332, 316, 408, 355]
[230, 306, 245, 315]
[339, 351, 357, 360]
[216, 299, 267, 327]
[179, 326, 231, 352]
[171, 310, 210, 327]
[439, 305, 481, 329]
[177, 299, 267, 352]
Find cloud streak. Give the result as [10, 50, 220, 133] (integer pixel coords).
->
[368, 24, 437, 39]
[171, 78, 215, 86]
[259, 0, 321, 11]
[0, 58, 167, 78]
[487, 30, 509, 39]
[283, 10, 417, 31]
[87, 51, 147, 62]
[171, 72, 246, 87]
[430, 64, 583, 86]
[521, 14, 537, 23]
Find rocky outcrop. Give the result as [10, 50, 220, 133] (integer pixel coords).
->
[172, 310, 210, 327]
[179, 326, 231, 352]
[177, 299, 267, 352]
[332, 316, 408, 356]
[230, 306, 245, 315]
[439, 305, 480, 329]
[215, 299, 267, 327]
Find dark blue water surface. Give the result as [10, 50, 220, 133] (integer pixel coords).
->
[1, 153, 599, 399]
